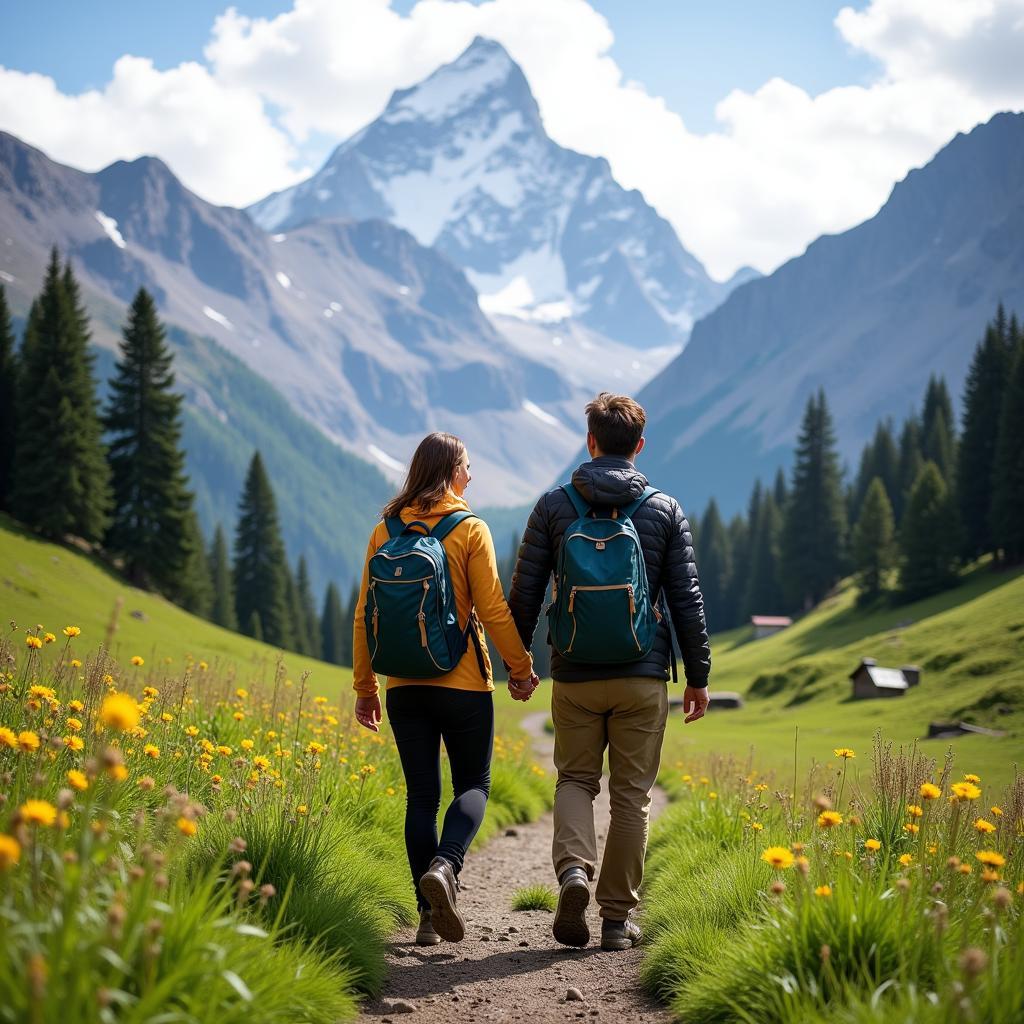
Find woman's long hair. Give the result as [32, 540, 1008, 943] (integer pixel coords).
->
[382, 432, 466, 519]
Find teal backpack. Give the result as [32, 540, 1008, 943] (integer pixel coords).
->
[365, 512, 486, 679]
[547, 483, 660, 665]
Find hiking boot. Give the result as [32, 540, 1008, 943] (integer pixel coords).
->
[552, 866, 591, 947]
[601, 916, 642, 951]
[419, 857, 466, 942]
[415, 908, 441, 946]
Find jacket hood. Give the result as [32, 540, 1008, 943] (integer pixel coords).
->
[570, 456, 648, 507]
[401, 491, 470, 522]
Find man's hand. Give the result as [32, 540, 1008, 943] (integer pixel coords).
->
[508, 672, 541, 702]
[683, 686, 709, 724]
[355, 694, 382, 732]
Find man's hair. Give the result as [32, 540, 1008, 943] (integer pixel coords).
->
[585, 392, 646, 456]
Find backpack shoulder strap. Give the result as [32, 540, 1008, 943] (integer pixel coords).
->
[561, 484, 591, 520]
[384, 516, 405, 539]
[430, 510, 477, 543]
[621, 486, 660, 520]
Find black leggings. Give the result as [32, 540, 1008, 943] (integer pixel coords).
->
[386, 686, 494, 910]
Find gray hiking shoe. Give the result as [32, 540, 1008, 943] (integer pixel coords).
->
[419, 857, 466, 942]
[552, 867, 591, 947]
[415, 908, 441, 946]
[601, 916, 642, 951]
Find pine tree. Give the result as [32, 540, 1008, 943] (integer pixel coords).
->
[724, 512, 749, 628]
[248, 610, 264, 644]
[895, 415, 923, 525]
[0, 286, 16, 510]
[958, 314, 1012, 560]
[694, 499, 731, 633]
[341, 581, 360, 667]
[283, 562, 303, 654]
[233, 452, 290, 647]
[743, 492, 784, 616]
[780, 390, 847, 610]
[320, 582, 346, 665]
[11, 251, 111, 540]
[850, 419, 898, 523]
[296, 557, 320, 657]
[990, 332, 1024, 564]
[104, 288, 194, 591]
[852, 477, 897, 602]
[899, 462, 959, 600]
[208, 524, 238, 631]
[178, 509, 213, 618]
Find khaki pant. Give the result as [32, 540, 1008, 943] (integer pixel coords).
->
[551, 677, 668, 921]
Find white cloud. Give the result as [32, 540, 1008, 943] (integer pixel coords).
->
[1, 0, 1022, 278]
[0, 56, 307, 206]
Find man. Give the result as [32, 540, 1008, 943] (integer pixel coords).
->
[508, 393, 710, 951]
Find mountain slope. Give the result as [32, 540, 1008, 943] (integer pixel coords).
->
[0, 129, 588, 507]
[250, 36, 731, 349]
[636, 112, 1024, 516]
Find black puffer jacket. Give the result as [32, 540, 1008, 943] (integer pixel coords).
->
[508, 456, 711, 686]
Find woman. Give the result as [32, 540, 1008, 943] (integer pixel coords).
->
[353, 432, 539, 946]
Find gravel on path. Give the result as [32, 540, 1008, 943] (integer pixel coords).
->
[358, 706, 674, 1024]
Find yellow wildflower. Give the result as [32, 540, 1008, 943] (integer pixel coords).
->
[132, 657, 145, 668]
[70, 659, 81, 669]
[68, 700, 83, 712]
[919, 782, 941, 800]
[29, 685, 56, 701]
[963, 774, 981, 784]
[253, 755, 271, 772]
[976, 850, 1005, 868]
[958, 863, 973, 875]
[903, 823, 920, 835]
[974, 818, 996, 834]
[951, 782, 981, 801]
[991, 806, 1003, 817]
[108, 763, 128, 782]
[0, 835, 21, 870]
[177, 817, 198, 837]
[64, 735, 84, 752]
[0, 727, 17, 749]
[62, 626, 81, 638]
[66, 769, 88, 791]
[25, 635, 42, 650]
[865, 839, 881, 852]
[817, 810, 843, 829]
[899, 853, 913, 867]
[17, 731, 40, 753]
[143, 744, 160, 760]
[761, 846, 794, 870]
[833, 748, 855, 759]
[65, 717, 82, 732]
[236, 688, 248, 699]
[241, 739, 254, 751]
[814, 885, 832, 898]
[906, 804, 923, 818]
[19, 800, 57, 826]
[100, 693, 140, 732]
[43, 633, 56, 644]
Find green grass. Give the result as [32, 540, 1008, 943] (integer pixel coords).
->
[0, 513, 345, 684]
[511, 884, 557, 912]
[664, 563, 1024, 791]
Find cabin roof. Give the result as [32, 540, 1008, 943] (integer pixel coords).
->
[751, 615, 792, 627]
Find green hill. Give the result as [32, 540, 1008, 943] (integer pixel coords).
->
[664, 562, 1024, 790]
[0, 514, 350, 688]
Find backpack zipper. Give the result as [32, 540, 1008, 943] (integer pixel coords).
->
[565, 584, 642, 653]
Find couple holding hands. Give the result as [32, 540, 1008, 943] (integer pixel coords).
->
[353, 393, 711, 952]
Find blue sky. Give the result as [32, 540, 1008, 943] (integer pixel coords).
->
[2, 0, 876, 135]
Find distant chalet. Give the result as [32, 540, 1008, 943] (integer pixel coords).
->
[850, 658, 921, 700]
[751, 615, 792, 639]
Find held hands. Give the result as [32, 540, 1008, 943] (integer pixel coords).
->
[354, 694, 382, 732]
[682, 685, 709, 724]
[508, 672, 541, 702]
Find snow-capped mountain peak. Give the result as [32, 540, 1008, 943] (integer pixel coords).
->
[249, 37, 734, 348]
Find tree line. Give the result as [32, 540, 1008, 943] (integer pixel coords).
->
[0, 250, 357, 665]
[694, 305, 1024, 633]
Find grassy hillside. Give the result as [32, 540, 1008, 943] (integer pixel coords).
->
[664, 562, 1024, 789]
[0, 514, 346, 687]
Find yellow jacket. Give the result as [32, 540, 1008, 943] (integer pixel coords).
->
[352, 492, 533, 696]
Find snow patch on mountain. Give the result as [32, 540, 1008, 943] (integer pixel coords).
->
[95, 211, 126, 249]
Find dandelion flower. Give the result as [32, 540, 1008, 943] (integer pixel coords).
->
[0, 834, 21, 869]
[62, 626, 81, 638]
[0, 727, 17, 749]
[241, 739, 254, 751]
[903, 823, 920, 835]
[919, 782, 941, 800]
[981, 868, 1000, 883]
[991, 806, 1003, 817]
[143, 744, 160, 760]
[958, 863, 973, 875]
[951, 782, 981, 801]
[761, 846, 795, 870]
[216, 745, 232, 757]
[296, 804, 309, 816]
[974, 818, 996, 834]
[19, 799, 57, 826]
[64, 735, 84, 752]
[70, 659, 82, 669]
[253, 755, 271, 772]
[817, 810, 843, 829]
[899, 853, 914, 867]
[833, 748, 855, 759]
[751, 822, 764, 831]
[236, 688, 248, 699]
[963, 774, 981, 784]
[865, 839, 881, 852]
[131, 656, 145, 667]
[108, 763, 128, 782]
[177, 817, 197, 837]
[755, 783, 769, 792]
[17, 731, 40, 753]
[976, 850, 1005, 868]
[66, 769, 88, 791]
[815, 885, 832, 898]
[43, 633, 55, 644]
[25, 635, 42, 650]
[100, 693, 140, 732]
[65, 717, 82, 732]
[906, 804, 923, 818]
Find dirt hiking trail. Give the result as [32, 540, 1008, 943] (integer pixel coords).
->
[359, 707, 673, 1024]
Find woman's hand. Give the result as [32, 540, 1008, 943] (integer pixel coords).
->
[355, 694, 382, 732]
[508, 672, 540, 702]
